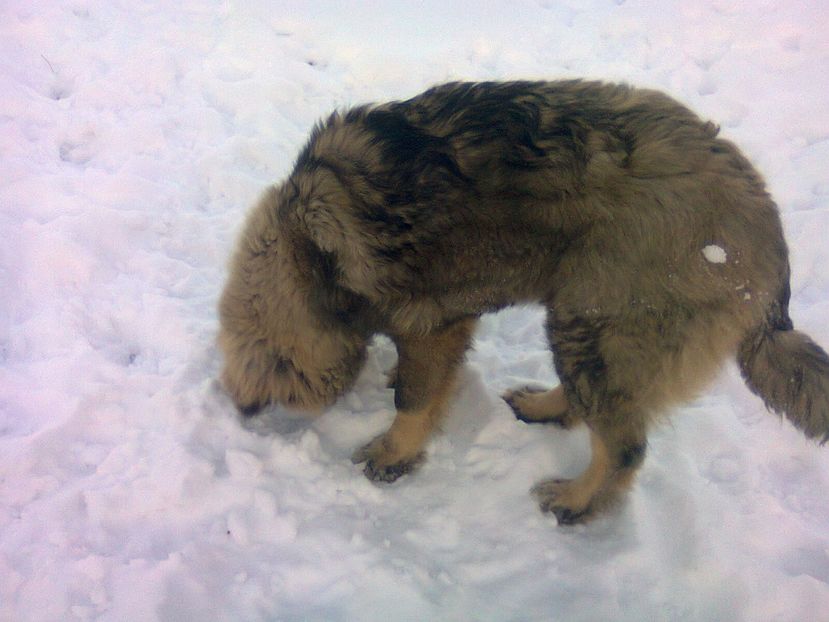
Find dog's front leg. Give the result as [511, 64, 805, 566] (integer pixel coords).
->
[352, 317, 477, 482]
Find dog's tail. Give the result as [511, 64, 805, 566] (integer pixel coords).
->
[738, 291, 829, 443]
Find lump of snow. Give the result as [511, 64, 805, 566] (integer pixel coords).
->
[702, 245, 727, 264]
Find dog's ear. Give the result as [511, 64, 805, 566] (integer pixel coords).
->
[295, 168, 350, 254]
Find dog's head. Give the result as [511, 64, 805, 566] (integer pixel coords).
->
[217, 186, 366, 416]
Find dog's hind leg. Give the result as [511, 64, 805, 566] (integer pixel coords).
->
[352, 317, 477, 482]
[532, 310, 662, 523]
[532, 418, 647, 524]
[502, 385, 580, 428]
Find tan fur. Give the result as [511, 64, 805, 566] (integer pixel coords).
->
[502, 386, 576, 427]
[218, 80, 829, 524]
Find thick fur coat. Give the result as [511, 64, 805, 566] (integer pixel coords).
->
[218, 81, 829, 523]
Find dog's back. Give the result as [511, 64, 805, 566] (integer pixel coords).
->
[292, 81, 787, 336]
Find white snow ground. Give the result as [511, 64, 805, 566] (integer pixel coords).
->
[2, 1, 829, 620]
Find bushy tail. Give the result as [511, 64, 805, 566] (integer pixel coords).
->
[738, 325, 829, 443]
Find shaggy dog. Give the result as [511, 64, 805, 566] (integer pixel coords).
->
[218, 81, 829, 524]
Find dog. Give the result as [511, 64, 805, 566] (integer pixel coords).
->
[218, 80, 829, 524]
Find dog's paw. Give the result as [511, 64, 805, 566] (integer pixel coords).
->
[502, 386, 542, 422]
[530, 478, 592, 525]
[502, 386, 576, 428]
[351, 435, 424, 483]
[362, 455, 424, 483]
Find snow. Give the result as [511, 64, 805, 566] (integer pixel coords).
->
[2, 1, 829, 620]
[703, 244, 727, 264]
